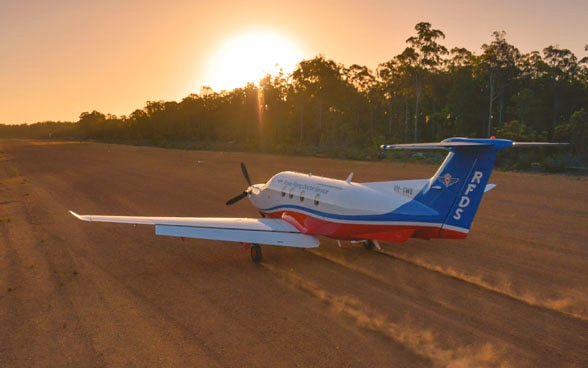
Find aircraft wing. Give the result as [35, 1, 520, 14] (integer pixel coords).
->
[69, 211, 319, 248]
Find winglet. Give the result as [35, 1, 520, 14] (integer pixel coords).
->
[69, 211, 89, 221]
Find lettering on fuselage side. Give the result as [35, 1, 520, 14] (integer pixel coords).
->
[393, 185, 414, 196]
[453, 171, 483, 221]
[279, 180, 331, 195]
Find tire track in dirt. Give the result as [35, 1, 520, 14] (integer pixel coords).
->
[261, 262, 513, 368]
[306, 243, 587, 323]
[295, 245, 588, 366]
[375, 248, 588, 322]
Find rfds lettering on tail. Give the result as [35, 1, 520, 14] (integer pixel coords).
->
[453, 171, 484, 221]
[70, 137, 566, 263]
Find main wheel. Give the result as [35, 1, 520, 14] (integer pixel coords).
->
[250, 244, 262, 263]
[363, 240, 375, 251]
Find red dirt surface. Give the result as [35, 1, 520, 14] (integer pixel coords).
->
[1, 140, 587, 367]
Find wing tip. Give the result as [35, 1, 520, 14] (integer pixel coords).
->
[69, 211, 87, 221]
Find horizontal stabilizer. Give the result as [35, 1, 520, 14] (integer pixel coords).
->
[381, 137, 567, 151]
[381, 142, 492, 150]
[381, 137, 504, 150]
[512, 142, 569, 147]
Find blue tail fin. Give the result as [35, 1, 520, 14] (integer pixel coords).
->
[381, 137, 566, 238]
[382, 138, 514, 238]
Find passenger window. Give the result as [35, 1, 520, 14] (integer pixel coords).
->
[300, 190, 305, 202]
[314, 194, 320, 206]
[289, 188, 294, 199]
[281, 185, 287, 197]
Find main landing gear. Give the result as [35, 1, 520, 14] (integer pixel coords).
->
[362, 240, 382, 251]
[241, 243, 263, 263]
[250, 244, 262, 263]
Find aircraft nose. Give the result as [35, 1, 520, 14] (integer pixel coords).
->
[248, 184, 263, 197]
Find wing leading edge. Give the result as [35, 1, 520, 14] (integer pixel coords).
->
[69, 211, 319, 248]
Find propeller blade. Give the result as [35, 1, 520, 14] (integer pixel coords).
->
[225, 191, 248, 206]
[240, 162, 252, 186]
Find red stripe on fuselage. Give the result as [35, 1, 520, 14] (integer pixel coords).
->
[265, 210, 468, 243]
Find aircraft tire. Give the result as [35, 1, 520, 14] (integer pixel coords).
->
[363, 240, 375, 251]
[251, 244, 262, 263]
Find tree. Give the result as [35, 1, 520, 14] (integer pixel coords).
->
[404, 22, 448, 142]
[481, 31, 521, 136]
[444, 47, 483, 136]
[378, 55, 424, 142]
[344, 64, 377, 133]
[77, 111, 107, 139]
[554, 108, 588, 159]
[289, 55, 347, 146]
[543, 46, 581, 129]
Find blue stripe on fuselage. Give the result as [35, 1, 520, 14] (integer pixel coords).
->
[260, 199, 441, 224]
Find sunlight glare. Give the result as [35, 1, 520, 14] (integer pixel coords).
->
[205, 30, 303, 92]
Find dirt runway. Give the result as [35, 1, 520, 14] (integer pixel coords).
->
[1, 140, 587, 367]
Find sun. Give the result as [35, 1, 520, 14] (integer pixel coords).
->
[205, 30, 304, 91]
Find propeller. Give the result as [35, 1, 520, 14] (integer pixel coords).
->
[240, 162, 252, 187]
[225, 162, 253, 206]
[225, 191, 248, 206]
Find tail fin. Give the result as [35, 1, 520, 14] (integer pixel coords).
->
[381, 137, 566, 238]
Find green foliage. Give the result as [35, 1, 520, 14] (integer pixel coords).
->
[554, 108, 588, 161]
[1, 22, 586, 172]
[494, 120, 540, 141]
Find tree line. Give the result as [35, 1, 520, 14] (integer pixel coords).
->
[2, 22, 587, 169]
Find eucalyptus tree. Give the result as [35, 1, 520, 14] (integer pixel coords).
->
[403, 22, 448, 142]
[443, 47, 483, 136]
[344, 64, 378, 134]
[289, 55, 347, 145]
[511, 51, 550, 131]
[77, 110, 107, 139]
[377, 56, 415, 141]
[481, 31, 521, 136]
[543, 46, 581, 129]
[258, 71, 290, 148]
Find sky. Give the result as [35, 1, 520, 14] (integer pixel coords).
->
[1, 0, 586, 125]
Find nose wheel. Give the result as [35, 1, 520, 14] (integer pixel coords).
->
[250, 244, 262, 263]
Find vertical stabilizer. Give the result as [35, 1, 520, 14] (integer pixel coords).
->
[382, 138, 512, 238]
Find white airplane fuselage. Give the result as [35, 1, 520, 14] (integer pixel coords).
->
[247, 171, 446, 242]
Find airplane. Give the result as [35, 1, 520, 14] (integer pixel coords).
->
[70, 137, 566, 263]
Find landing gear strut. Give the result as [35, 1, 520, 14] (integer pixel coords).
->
[250, 244, 262, 263]
[362, 240, 381, 251]
[363, 240, 375, 251]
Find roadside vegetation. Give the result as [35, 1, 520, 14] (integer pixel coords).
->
[2, 22, 587, 171]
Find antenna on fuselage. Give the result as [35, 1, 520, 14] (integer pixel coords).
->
[346, 172, 354, 184]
